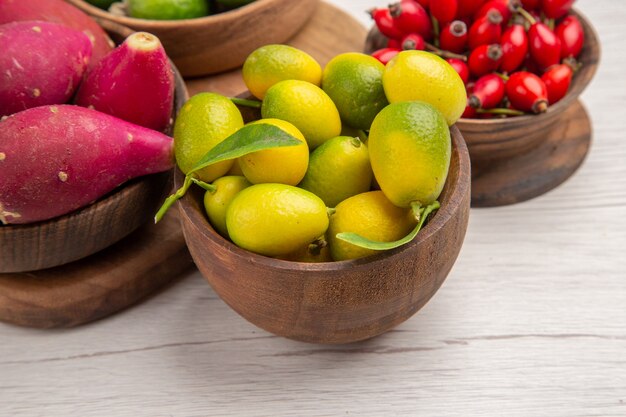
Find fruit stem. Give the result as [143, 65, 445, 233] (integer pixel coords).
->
[190, 177, 217, 193]
[308, 237, 328, 256]
[425, 42, 467, 61]
[515, 5, 537, 25]
[327, 207, 336, 216]
[547, 18, 555, 31]
[410, 201, 423, 222]
[230, 97, 262, 109]
[495, 72, 510, 81]
[154, 174, 193, 223]
[476, 107, 526, 116]
[431, 15, 440, 47]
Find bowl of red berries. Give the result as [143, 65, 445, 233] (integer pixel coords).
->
[365, 0, 600, 206]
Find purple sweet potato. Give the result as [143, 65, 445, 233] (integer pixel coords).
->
[0, 105, 174, 225]
[0, 21, 93, 117]
[76, 32, 175, 132]
[0, 0, 114, 71]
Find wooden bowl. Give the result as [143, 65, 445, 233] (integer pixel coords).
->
[0, 20, 189, 274]
[365, 9, 599, 162]
[65, 0, 320, 77]
[177, 111, 471, 344]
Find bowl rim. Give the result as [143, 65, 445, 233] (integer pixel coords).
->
[177, 124, 471, 272]
[66, 0, 296, 28]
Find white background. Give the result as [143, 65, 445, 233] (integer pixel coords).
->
[2, 0, 626, 416]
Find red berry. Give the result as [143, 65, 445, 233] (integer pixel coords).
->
[447, 58, 470, 84]
[387, 38, 402, 49]
[468, 9, 503, 50]
[462, 102, 478, 118]
[456, 0, 486, 18]
[469, 44, 503, 77]
[389, 0, 433, 40]
[542, 0, 575, 19]
[556, 15, 584, 59]
[440, 20, 468, 53]
[469, 73, 506, 109]
[500, 23, 529, 73]
[528, 22, 562, 70]
[431, 0, 458, 24]
[541, 63, 573, 104]
[371, 48, 401, 65]
[520, 0, 540, 10]
[402, 33, 426, 50]
[369, 8, 404, 40]
[416, 0, 430, 9]
[506, 71, 548, 113]
[475, 0, 512, 26]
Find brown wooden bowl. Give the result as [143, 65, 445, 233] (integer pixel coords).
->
[365, 9, 599, 162]
[65, 0, 320, 77]
[177, 111, 471, 344]
[0, 20, 189, 274]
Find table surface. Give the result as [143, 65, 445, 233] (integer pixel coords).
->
[2, 1, 625, 416]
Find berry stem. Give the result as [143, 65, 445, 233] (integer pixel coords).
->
[495, 72, 510, 81]
[515, 5, 537, 25]
[425, 42, 468, 61]
[431, 15, 440, 47]
[477, 107, 526, 116]
[230, 97, 262, 108]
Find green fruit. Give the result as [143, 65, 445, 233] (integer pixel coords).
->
[174, 93, 243, 182]
[261, 80, 341, 149]
[243, 45, 322, 100]
[226, 184, 329, 257]
[368, 101, 451, 208]
[328, 191, 417, 261]
[127, 0, 209, 20]
[299, 136, 372, 208]
[322, 52, 388, 130]
[203, 176, 251, 237]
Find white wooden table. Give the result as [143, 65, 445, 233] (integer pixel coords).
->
[2, 1, 625, 416]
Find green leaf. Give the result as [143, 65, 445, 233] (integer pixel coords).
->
[336, 201, 441, 251]
[189, 124, 302, 174]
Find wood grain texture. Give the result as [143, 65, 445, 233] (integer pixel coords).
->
[471, 100, 592, 207]
[1, 1, 625, 416]
[178, 127, 470, 344]
[66, 0, 320, 77]
[185, 1, 368, 96]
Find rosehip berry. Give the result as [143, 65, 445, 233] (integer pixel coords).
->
[440, 20, 468, 53]
[520, 0, 540, 10]
[401, 33, 426, 50]
[500, 23, 529, 73]
[468, 9, 503, 50]
[431, 0, 458, 24]
[542, 0, 575, 19]
[369, 8, 404, 40]
[469, 44, 503, 77]
[556, 15, 584, 59]
[469, 73, 506, 109]
[389, 0, 433, 40]
[416, 0, 430, 10]
[387, 38, 402, 49]
[447, 58, 470, 84]
[475, 0, 512, 26]
[462, 102, 478, 118]
[506, 71, 549, 113]
[541, 63, 573, 104]
[456, 0, 486, 18]
[371, 48, 401, 65]
[528, 22, 562, 70]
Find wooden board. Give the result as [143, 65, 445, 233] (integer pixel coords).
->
[185, 1, 367, 96]
[471, 100, 592, 207]
[0, 210, 193, 328]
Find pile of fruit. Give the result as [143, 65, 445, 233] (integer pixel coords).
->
[87, 0, 256, 20]
[158, 44, 467, 263]
[368, 0, 585, 117]
[0, 0, 176, 225]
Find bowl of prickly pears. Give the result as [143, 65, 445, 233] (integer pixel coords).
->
[155, 44, 471, 344]
[0, 7, 188, 273]
[65, 0, 320, 77]
[364, 1, 599, 162]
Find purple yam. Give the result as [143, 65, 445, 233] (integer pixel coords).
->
[76, 32, 175, 132]
[0, 21, 93, 117]
[0, 105, 174, 225]
[0, 0, 114, 71]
